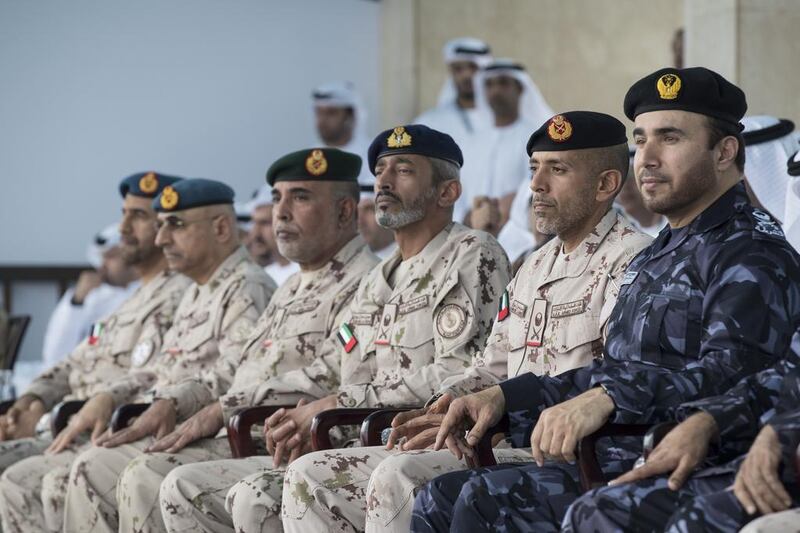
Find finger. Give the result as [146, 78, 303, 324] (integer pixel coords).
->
[547, 428, 565, 461]
[434, 407, 461, 451]
[530, 421, 545, 466]
[5, 408, 19, 424]
[265, 429, 277, 455]
[667, 456, 695, 491]
[285, 433, 302, 451]
[155, 423, 174, 441]
[464, 408, 494, 447]
[429, 393, 453, 415]
[91, 420, 107, 442]
[561, 433, 578, 464]
[266, 408, 286, 428]
[165, 432, 195, 454]
[49, 425, 80, 454]
[402, 428, 438, 451]
[385, 428, 403, 450]
[288, 444, 302, 464]
[402, 414, 444, 431]
[295, 398, 308, 407]
[610, 459, 673, 486]
[391, 409, 424, 428]
[146, 432, 180, 453]
[444, 434, 463, 460]
[751, 468, 788, 514]
[273, 439, 287, 468]
[734, 475, 758, 515]
[271, 420, 297, 443]
[764, 471, 793, 510]
[101, 427, 141, 448]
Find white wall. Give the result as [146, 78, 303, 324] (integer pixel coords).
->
[0, 0, 381, 264]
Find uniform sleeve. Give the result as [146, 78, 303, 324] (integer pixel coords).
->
[24, 343, 86, 411]
[435, 287, 512, 398]
[155, 279, 269, 419]
[338, 240, 511, 408]
[593, 237, 800, 424]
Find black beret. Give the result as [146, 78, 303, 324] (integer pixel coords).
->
[367, 124, 463, 174]
[153, 178, 234, 212]
[119, 172, 183, 199]
[527, 111, 628, 155]
[624, 67, 747, 128]
[266, 148, 362, 186]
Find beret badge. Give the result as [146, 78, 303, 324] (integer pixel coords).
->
[305, 149, 329, 176]
[387, 126, 413, 148]
[547, 115, 573, 143]
[139, 172, 159, 194]
[160, 186, 179, 210]
[656, 73, 682, 100]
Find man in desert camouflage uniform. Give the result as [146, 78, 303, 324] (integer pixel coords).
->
[94, 148, 380, 533]
[0, 172, 190, 531]
[158, 124, 510, 533]
[410, 67, 800, 533]
[39, 178, 276, 533]
[279, 111, 653, 533]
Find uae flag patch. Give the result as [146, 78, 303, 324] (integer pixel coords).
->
[337, 323, 358, 353]
[497, 291, 510, 321]
[88, 322, 105, 346]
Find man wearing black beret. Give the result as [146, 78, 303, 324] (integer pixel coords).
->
[412, 67, 800, 532]
[224, 124, 511, 532]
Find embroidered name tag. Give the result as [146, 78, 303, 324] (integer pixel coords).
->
[510, 299, 527, 318]
[550, 300, 586, 319]
[398, 295, 429, 315]
[620, 271, 638, 286]
[289, 299, 320, 315]
[351, 313, 375, 326]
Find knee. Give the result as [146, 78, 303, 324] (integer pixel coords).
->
[160, 465, 195, 516]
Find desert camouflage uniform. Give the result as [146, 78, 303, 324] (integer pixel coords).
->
[112, 237, 377, 533]
[203, 223, 510, 533]
[280, 209, 652, 533]
[53, 246, 273, 533]
[410, 182, 800, 532]
[0, 269, 189, 533]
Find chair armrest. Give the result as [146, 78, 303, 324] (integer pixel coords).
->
[50, 400, 87, 436]
[226, 404, 296, 458]
[470, 415, 510, 468]
[310, 408, 386, 451]
[110, 403, 151, 433]
[359, 408, 416, 446]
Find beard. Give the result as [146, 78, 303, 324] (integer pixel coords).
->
[534, 191, 596, 237]
[375, 188, 437, 229]
[638, 156, 716, 215]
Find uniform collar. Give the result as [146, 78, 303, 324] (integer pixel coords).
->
[292, 234, 369, 295]
[197, 245, 251, 296]
[687, 180, 748, 235]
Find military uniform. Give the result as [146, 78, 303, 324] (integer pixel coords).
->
[112, 236, 377, 533]
[563, 334, 800, 533]
[410, 68, 800, 533]
[280, 208, 651, 533]
[160, 220, 509, 533]
[0, 270, 189, 532]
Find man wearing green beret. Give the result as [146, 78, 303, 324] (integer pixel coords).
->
[204, 123, 511, 532]
[34, 178, 277, 533]
[57, 151, 378, 533]
[0, 172, 193, 532]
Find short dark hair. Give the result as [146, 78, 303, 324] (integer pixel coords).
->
[575, 142, 631, 197]
[706, 116, 745, 172]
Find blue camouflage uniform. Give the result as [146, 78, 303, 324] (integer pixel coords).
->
[563, 332, 800, 533]
[410, 181, 800, 533]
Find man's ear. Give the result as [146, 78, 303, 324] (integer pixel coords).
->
[715, 135, 739, 171]
[338, 196, 357, 227]
[438, 179, 461, 208]
[213, 214, 233, 243]
[596, 169, 622, 204]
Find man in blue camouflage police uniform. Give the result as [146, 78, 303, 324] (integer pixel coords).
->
[409, 66, 800, 532]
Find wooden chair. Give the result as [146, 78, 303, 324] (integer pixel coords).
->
[3, 315, 31, 370]
[226, 405, 295, 458]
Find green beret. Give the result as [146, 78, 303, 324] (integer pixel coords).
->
[119, 172, 183, 198]
[624, 67, 747, 128]
[152, 178, 234, 212]
[266, 148, 362, 186]
[527, 111, 628, 155]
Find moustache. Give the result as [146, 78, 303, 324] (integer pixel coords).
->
[532, 195, 556, 207]
[376, 191, 401, 202]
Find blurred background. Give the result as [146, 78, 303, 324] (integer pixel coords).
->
[1, 0, 799, 383]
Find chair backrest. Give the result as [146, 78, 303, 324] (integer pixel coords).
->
[3, 315, 31, 370]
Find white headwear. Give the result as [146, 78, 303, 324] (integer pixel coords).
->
[436, 37, 493, 107]
[742, 116, 799, 223]
[782, 150, 800, 252]
[475, 58, 554, 127]
[86, 224, 121, 269]
[312, 81, 368, 143]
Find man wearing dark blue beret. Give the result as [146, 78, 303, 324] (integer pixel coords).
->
[57, 178, 278, 532]
[411, 67, 800, 532]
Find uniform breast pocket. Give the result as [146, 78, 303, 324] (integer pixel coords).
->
[641, 293, 697, 368]
[391, 309, 434, 352]
[179, 321, 217, 361]
[551, 314, 602, 372]
[277, 312, 328, 363]
[109, 320, 141, 356]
